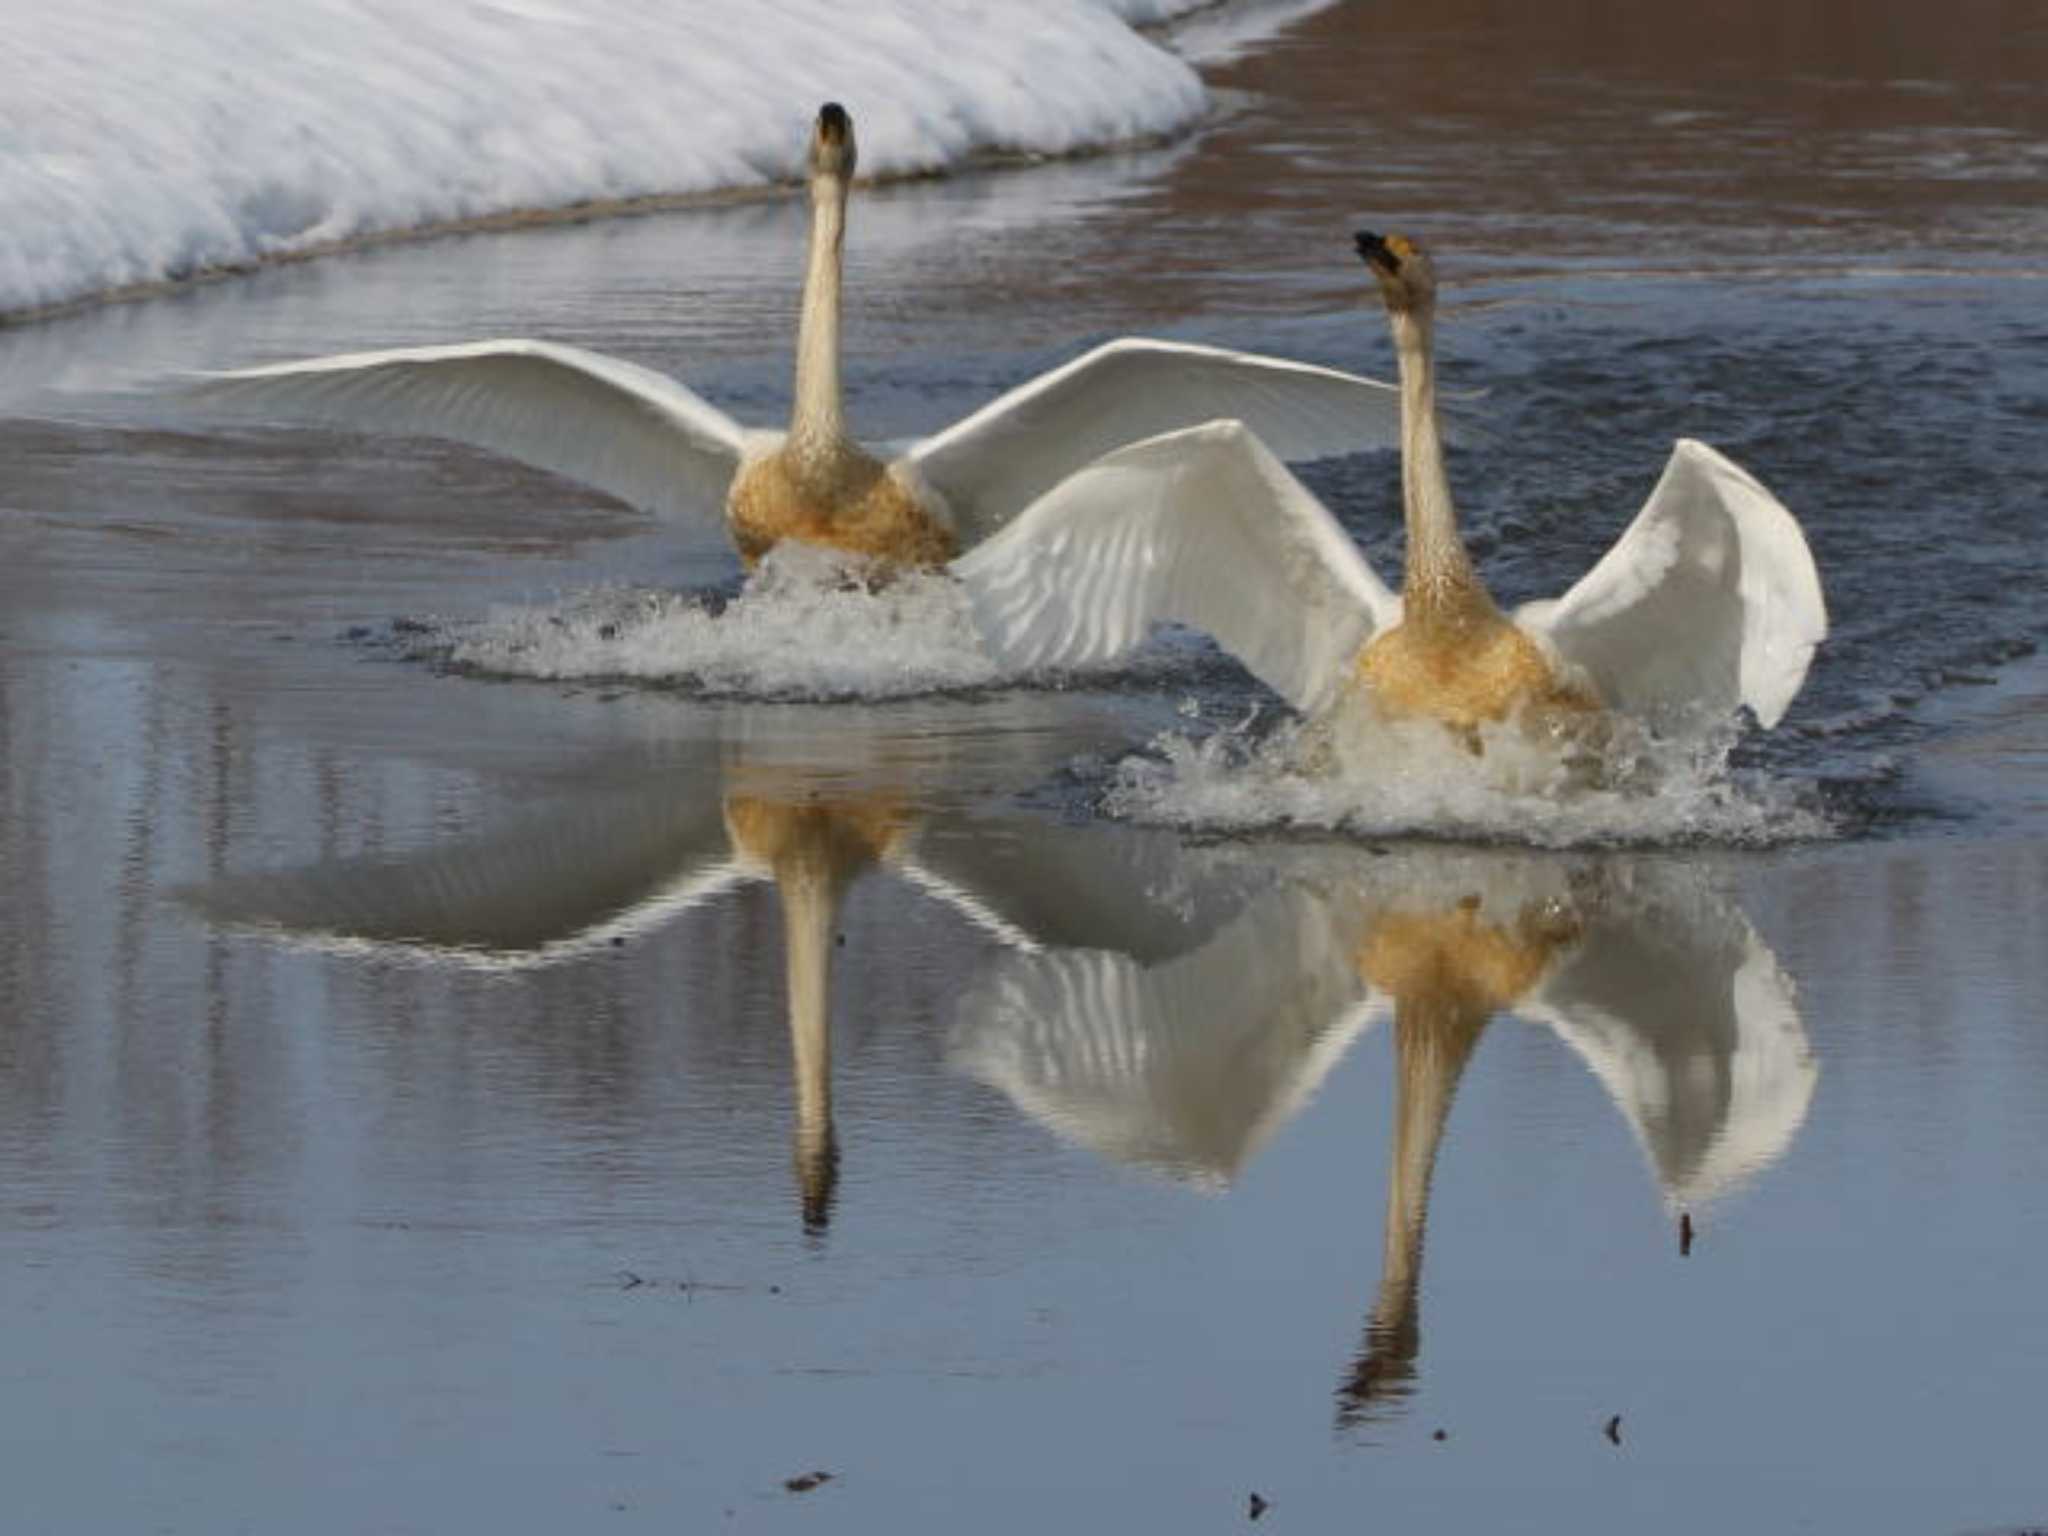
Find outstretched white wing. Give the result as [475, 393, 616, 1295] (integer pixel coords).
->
[906, 338, 1403, 546]
[954, 419, 1398, 715]
[184, 338, 751, 524]
[1515, 439, 1826, 729]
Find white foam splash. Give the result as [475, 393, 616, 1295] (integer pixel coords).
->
[439, 544, 1001, 698]
[426, 544, 1227, 701]
[1105, 706, 1834, 848]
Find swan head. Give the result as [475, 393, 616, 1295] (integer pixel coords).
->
[808, 102, 858, 181]
[1355, 230, 1437, 316]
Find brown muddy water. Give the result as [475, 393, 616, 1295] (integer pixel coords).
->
[3, 3, 2047, 1531]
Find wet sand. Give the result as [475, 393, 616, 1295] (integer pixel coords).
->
[3, 3, 2048, 1531]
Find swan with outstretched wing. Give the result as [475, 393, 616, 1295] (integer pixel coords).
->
[183, 104, 1404, 571]
[957, 232, 1826, 736]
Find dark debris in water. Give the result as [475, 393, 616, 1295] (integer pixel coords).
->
[784, 1471, 834, 1495]
[613, 1269, 778, 1298]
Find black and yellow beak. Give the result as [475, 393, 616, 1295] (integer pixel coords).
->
[1355, 229, 1400, 277]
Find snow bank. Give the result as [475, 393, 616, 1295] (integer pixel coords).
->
[0, 0, 1212, 317]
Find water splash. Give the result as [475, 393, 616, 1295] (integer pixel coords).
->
[427, 544, 1002, 699]
[1105, 705, 1834, 848]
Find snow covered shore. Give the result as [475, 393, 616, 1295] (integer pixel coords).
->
[1, 0, 1228, 318]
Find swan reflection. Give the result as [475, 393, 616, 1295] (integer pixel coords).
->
[181, 720, 1073, 1236]
[948, 846, 1817, 1427]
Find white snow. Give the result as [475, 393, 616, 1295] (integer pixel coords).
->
[0, 0, 1221, 318]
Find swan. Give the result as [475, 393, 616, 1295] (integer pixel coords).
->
[955, 231, 1828, 738]
[182, 104, 1411, 570]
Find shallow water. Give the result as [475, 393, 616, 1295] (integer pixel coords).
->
[4, 2, 2048, 1530]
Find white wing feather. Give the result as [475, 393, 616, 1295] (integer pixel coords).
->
[907, 338, 1404, 546]
[184, 339, 750, 524]
[1515, 439, 1826, 729]
[953, 420, 1398, 715]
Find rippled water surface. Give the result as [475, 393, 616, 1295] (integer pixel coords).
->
[3, 3, 2047, 1531]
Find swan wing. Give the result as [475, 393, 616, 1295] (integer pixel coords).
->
[1515, 439, 1826, 729]
[953, 419, 1397, 715]
[184, 339, 749, 524]
[906, 338, 1403, 545]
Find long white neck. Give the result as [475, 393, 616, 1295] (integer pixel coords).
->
[1390, 308, 1487, 624]
[788, 174, 850, 479]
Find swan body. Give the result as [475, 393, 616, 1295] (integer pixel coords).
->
[185, 104, 1409, 571]
[728, 447, 954, 567]
[957, 232, 1826, 736]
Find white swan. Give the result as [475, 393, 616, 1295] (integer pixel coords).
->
[956, 231, 1828, 735]
[183, 104, 1408, 570]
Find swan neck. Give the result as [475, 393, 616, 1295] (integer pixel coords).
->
[1392, 309, 1485, 623]
[789, 173, 851, 479]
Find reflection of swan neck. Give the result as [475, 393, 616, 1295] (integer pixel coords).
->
[1390, 307, 1485, 624]
[1340, 896, 1575, 1428]
[1378, 996, 1489, 1312]
[789, 171, 851, 483]
[1342, 996, 1490, 1423]
[727, 793, 904, 1236]
[777, 850, 846, 1236]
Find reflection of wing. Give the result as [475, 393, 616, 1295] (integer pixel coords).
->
[949, 887, 1385, 1185]
[906, 339, 1403, 546]
[954, 421, 1398, 714]
[183, 784, 748, 970]
[1521, 866, 1816, 1208]
[182, 340, 751, 525]
[897, 817, 1253, 964]
[1515, 440, 1827, 729]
